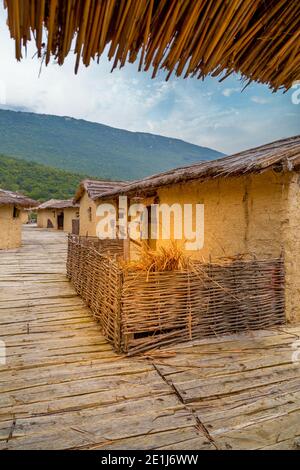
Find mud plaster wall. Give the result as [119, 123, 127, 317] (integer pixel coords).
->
[282, 173, 300, 323]
[21, 211, 29, 224]
[154, 171, 289, 260]
[79, 192, 119, 240]
[0, 205, 22, 249]
[79, 192, 98, 237]
[37, 208, 79, 232]
[62, 208, 79, 233]
[37, 209, 58, 229]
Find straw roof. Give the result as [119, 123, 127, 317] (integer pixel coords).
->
[37, 199, 79, 210]
[74, 179, 128, 203]
[3, 0, 300, 91]
[97, 135, 300, 200]
[0, 189, 37, 208]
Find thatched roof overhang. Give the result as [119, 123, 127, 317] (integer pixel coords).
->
[96, 135, 300, 201]
[3, 0, 300, 90]
[0, 189, 38, 208]
[74, 179, 128, 203]
[36, 199, 80, 211]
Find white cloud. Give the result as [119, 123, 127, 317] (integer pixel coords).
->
[251, 96, 270, 104]
[222, 87, 240, 97]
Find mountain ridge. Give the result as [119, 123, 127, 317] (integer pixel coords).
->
[0, 108, 224, 180]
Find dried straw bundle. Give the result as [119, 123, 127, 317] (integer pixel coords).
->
[122, 241, 192, 274]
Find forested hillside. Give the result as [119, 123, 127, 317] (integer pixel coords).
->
[0, 154, 90, 201]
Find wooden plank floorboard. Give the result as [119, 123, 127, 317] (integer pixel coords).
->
[0, 227, 211, 450]
[0, 226, 300, 450]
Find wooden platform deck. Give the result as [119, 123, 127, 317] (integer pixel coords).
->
[0, 226, 300, 450]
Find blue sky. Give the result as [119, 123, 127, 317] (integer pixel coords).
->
[0, 7, 298, 155]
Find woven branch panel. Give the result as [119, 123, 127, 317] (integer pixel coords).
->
[67, 235, 123, 349]
[67, 236, 285, 355]
[122, 261, 285, 354]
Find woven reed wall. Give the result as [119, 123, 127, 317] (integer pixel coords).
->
[122, 260, 285, 354]
[67, 235, 123, 350]
[67, 236, 285, 355]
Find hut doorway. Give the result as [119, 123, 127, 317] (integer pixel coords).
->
[147, 205, 157, 250]
[57, 212, 64, 230]
[72, 219, 80, 235]
[13, 206, 20, 219]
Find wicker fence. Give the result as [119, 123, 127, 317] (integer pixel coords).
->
[67, 235, 285, 355]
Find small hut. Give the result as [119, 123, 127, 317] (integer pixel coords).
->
[96, 135, 300, 325]
[0, 189, 37, 249]
[74, 180, 128, 237]
[36, 199, 80, 233]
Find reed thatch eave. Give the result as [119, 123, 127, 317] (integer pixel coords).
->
[73, 179, 129, 203]
[95, 135, 300, 201]
[36, 199, 79, 211]
[0, 189, 38, 209]
[3, 0, 300, 91]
